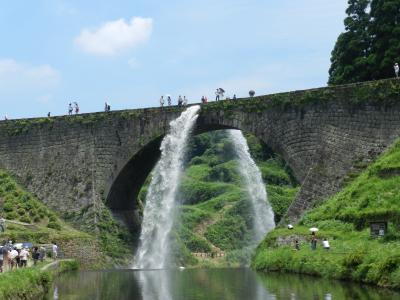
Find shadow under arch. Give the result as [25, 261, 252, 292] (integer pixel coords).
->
[105, 123, 238, 211]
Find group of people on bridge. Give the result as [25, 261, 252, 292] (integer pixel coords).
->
[159, 95, 188, 107]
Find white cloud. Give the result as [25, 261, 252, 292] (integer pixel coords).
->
[0, 59, 60, 92]
[75, 17, 153, 56]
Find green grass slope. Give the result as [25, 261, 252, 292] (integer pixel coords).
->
[252, 140, 400, 289]
[0, 169, 132, 267]
[158, 130, 299, 266]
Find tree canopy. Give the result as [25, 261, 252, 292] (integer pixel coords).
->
[328, 0, 400, 85]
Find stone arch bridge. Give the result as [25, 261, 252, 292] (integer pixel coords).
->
[1, 79, 400, 231]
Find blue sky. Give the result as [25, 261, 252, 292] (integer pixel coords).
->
[0, 0, 347, 119]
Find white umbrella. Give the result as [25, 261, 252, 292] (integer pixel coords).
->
[309, 227, 319, 232]
[13, 243, 23, 249]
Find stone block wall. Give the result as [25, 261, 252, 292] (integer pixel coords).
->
[0, 79, 400, 228]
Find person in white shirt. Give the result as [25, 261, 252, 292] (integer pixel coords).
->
[9, 248, 18, 269]
[19, 247, 29, 267]
[52, 243, 58, 260]
[322, 238, 330, 250]
[394, 63, 399, 78]
[160, 96, 164, 107]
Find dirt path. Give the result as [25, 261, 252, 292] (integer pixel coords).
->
[192, 203, 235, 253]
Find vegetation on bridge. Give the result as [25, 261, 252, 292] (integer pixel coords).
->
[2, 79, 400, 137]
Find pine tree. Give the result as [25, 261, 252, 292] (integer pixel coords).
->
[328, 0, 371, 85]
[368, 0, 400, 79]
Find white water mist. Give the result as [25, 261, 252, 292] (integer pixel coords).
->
[229, 130, 275, 242]
[133, 105, 201, 269]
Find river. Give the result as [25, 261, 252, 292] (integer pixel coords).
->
[46, 268, 399, 300]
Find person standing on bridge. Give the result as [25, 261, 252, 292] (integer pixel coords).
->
[215, 89, 220, 101]
[160, 96, 164, 107]
[74, 102, 79, 114]
[394, 63, 399, 78]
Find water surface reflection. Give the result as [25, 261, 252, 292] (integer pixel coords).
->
[47, 268, 399, 300]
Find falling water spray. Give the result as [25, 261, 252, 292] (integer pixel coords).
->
[133, 105, 201, 269]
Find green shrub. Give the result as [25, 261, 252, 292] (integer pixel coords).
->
[205, 216, 250, 251]
[3, 202, 14, 212]
[17, 207, 25, 216]
[47, 221, 61, 231]
[5, 211, 18, 220]
[19, 215, 32, 224]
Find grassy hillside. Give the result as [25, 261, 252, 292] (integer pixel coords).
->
[252, 140, 400, 289]
[0, 169, 132, 267]
[144, 130, 299, 266]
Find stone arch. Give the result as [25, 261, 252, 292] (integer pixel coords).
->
[104, 116, 298, 233]
[105, 136, 164, 212]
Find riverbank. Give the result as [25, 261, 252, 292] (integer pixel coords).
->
[252, 140, 400, 289]
[0, 259, 78, 300]
[252, 226, 400, 289]
[0, 168, 133, 268]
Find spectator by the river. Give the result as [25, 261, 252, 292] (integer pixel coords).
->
[39, 246, 46, 262]
[183, 96, 188, 106]
[15, 248, 21, 267]
[295, 240, 300, 251]
[233, 94, 237, 100]
[310, 237, 317, 250]
[0, 217, 5, 232]
[394, 63, 399, 78]
[0, 246, 4, 273]
[105, 102, 111, 112]
[32, 247, 40, 266]
[167, 96, 172, 106]
[9, 248, 18, 269]
[19, 247, 29, 267]
[178, 95, 183, 107]
[4, 114, 8, 120]
[322, 238, 330, 250]
[68, 103, 73, 115]
[52, 242, 58, 259]
[47, 112, 51, 117]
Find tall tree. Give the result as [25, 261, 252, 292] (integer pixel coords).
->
[368, 0, 400, 79]
[328, 0, 371, 85]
